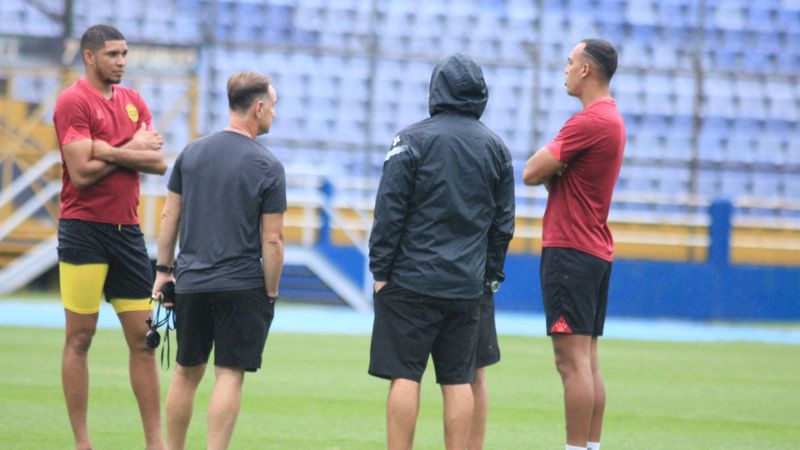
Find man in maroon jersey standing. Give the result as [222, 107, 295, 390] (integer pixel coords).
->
[522, 38, 625, 450]
[53, 24, 167, 450]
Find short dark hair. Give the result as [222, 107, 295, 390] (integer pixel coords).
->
[227, 72, 273, 113]
[580, 39, 618, 81]
[80, 25, 125, 54]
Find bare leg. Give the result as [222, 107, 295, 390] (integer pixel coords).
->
[118, 309, 166, 450]
[552, 334, 594, 447]
[62, 310, 98, 450]
[207, 366, 245, 450]
[166, 364, 206, 450]
[467, 367, 488, 450]
[588, 338, 605, 443]
[387, 378, 421, 450]
[442, 384, 474, 450]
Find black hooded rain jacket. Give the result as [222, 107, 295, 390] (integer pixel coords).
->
[368, 53, 516, 299]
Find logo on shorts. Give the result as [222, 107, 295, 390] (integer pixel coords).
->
[550, 315, 573, 334]
[125, 103, 139, 123]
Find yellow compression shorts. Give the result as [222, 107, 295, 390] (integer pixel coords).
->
[59, 262, 152, 314]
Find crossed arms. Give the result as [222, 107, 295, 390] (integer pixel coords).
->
[522, 146, 566, 188]
[61, 123, 167, 190]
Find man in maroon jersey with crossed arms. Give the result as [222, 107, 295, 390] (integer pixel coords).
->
[53, 24, 167, 450]
[523, 38, 625, 450]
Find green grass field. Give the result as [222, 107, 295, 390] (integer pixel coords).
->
[1, 326, 798, 449]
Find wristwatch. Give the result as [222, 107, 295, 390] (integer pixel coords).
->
[155, 264, 174, 274]
[486, 279, 500, 293]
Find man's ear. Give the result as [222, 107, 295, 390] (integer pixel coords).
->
[255, 100, 265, 118]
[83, 49, 94, 66]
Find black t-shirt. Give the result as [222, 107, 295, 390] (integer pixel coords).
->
[168, 131, 287, 293]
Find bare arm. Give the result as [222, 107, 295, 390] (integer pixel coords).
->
[261, 212, 285, 298]
[152, 191, 181, 303]
[522, 146, 566, 187]
[92, 123, 168, 175]
[93, 141, 167, 175]
[61, 139, 118, 190]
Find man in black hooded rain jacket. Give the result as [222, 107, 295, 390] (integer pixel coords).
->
[368, 53, 515, 450]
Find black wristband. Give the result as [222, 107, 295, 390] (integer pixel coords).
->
[155, 264, 174, 274]
[267, 295, 278, 303]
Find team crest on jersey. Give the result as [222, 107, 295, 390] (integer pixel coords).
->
[125, 104, 139, 123]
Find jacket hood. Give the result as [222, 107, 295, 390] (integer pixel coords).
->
[428, 53, 488, 119]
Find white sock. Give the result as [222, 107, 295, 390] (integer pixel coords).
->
[566, 445, 586, 450]
[587, 442, 601, 450]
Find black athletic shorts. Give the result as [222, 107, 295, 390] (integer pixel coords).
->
[369, 281, 480, 385]
[57, 218, 153, 301]
[174, 287, 275, 372]
[540, 247, 612, 337]
[476, 290, 500, 369]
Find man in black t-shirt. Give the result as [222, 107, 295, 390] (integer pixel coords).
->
[152, 72, 286, 450]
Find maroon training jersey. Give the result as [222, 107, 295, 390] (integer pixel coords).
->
[542, 98, 625, 261]
[53, 77, 153, 225]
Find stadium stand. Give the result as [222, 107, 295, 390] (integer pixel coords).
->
[1, 0, 799, 301]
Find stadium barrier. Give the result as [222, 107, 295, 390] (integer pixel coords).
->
[310, 180, 800, 322]
[0, 157, 798, 320]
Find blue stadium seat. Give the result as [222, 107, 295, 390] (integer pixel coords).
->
[629, 134, 662, 160]
[711, 3, 745, 30]
[624, 165, 661, 193]
[619, 41, 653, 69]
[733, 77, 768, 120]
[697, 169, 722, 198]
[593, 0, 625, 24]
[742, 49, 774, 75]
[719, 170, 753, 197]
[659, 167, 691, 194]
[626, 1, 657, 26]
[0, 1, 29, 35]
[764, 79, 791, 115]
[644, 73, 678, 116]
[668, 115, 695, 138]
[753, 136, 789, 165]
[543, 112, 571, 137]
[656, 1, 699, 29]
[785, 172, 800, 198]
[698, 134, 725, 163]
[777, 7, 800, 31]
[753, 30, 782, 54]
[725, 137, 755, 163]
[667, 72, 691, 95]
[746, 6, 777, 33]
[19, 0, 793, 206]
[703, 76, 736, 118]
[613, 71, 643, 95]
[664, 135, 692, 161]
[730, 117, 763, 135]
